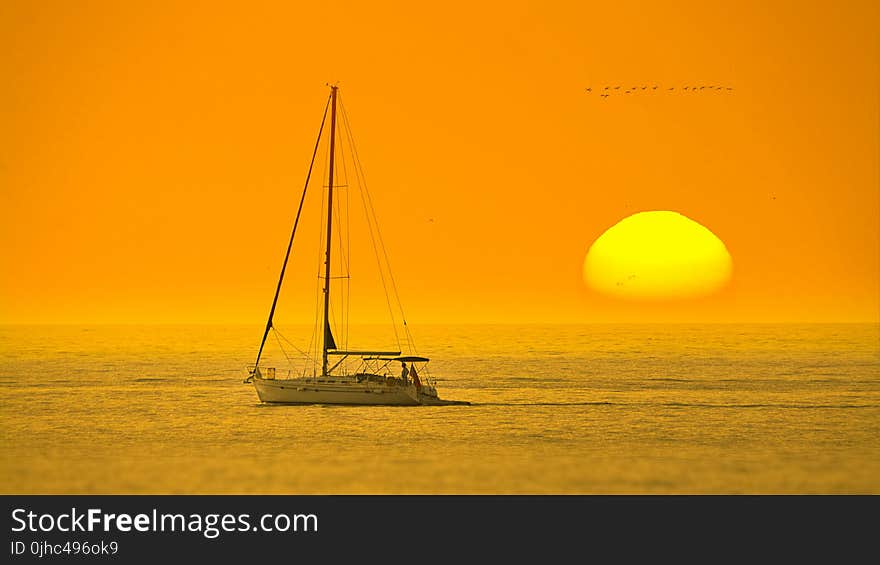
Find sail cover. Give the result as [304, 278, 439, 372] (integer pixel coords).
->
[324, 321, 337, 351]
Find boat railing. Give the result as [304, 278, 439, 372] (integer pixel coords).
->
[247, 366, 276, 379]
[248, 366, 313, 380]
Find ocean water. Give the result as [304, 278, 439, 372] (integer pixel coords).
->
[1, 323, 878, 494]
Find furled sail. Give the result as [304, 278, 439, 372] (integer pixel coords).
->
[324, 321, 337, 351]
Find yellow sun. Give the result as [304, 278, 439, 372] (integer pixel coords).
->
[584, 211, 732, 299]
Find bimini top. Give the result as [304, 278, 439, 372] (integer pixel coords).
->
[379, 356, 430, 363]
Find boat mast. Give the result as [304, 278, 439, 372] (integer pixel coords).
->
[321, 85, 339, 376]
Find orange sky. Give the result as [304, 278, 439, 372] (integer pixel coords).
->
[1, 0, 877, 324]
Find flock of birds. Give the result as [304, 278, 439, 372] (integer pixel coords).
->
[585, 85, 734, 98]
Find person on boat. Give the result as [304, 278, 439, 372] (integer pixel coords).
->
[410, 363, 422, 391]
[400, 362, 409, 383]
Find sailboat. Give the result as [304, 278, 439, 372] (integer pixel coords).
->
[245, 85, 468, 406]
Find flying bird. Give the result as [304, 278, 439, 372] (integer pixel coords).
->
[588, 82, 732, 97]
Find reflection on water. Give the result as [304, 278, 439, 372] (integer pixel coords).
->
[1, 323, 878, 493]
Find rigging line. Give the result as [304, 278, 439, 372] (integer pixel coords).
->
[273, 326, 311, 361]
[250, 94, 331, 376]
[272, 327, 295, 367]
[332, 191, 348, 281]
[277, 327, 314, 380]
[332, 120, 350, 274]
[338, 101, 401, 351]
[340, 100, 414, 352]
[336, 104, 352, 349]
[340, 99, 407, 325]
[344, 98, 352, 349]
[344, 113, 402, 354]
[303, 317, 317, 374]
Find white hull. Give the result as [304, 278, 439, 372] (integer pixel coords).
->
[252, 375, 466, 406]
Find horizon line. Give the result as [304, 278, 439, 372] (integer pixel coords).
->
[1, 320, 878, 326]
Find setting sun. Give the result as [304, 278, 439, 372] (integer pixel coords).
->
[584, 211, 733, 299]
